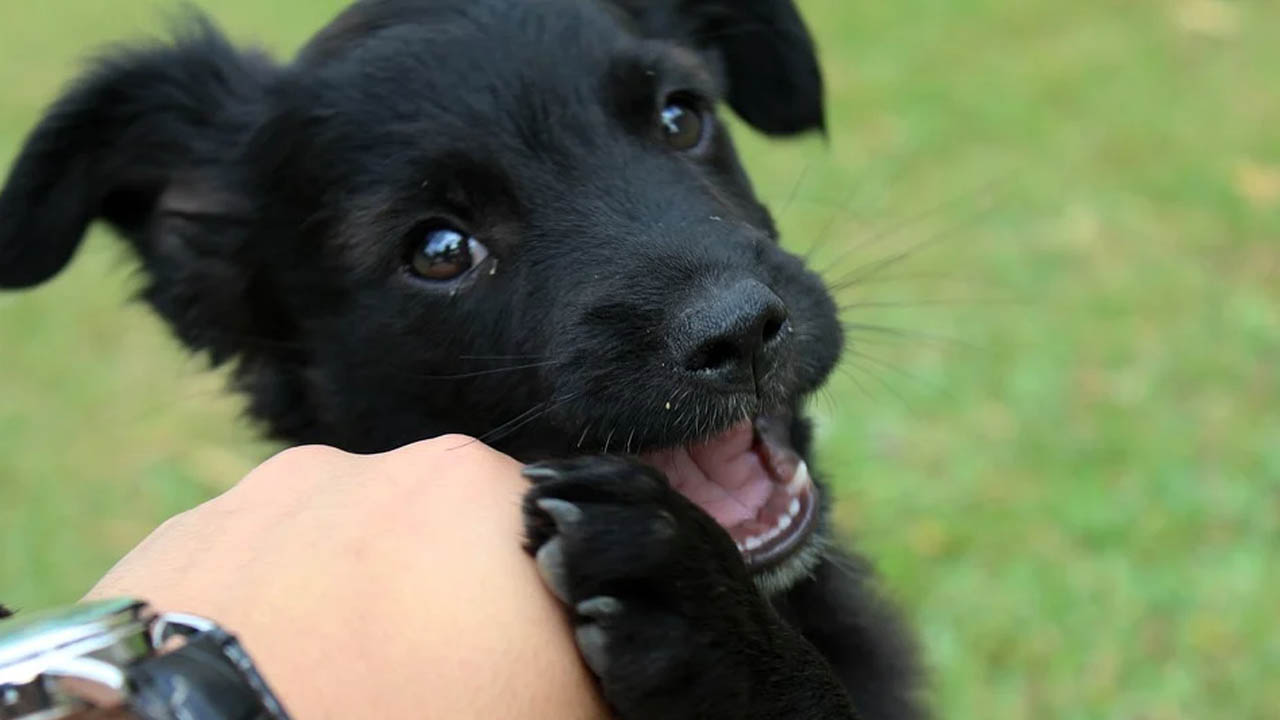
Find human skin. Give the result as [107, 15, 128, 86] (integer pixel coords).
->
[86, 437, 609, 720]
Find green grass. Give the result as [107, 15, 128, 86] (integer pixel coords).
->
[1, 1, 1276, 718]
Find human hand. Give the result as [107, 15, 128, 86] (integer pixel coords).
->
[87, 437, 607, 720]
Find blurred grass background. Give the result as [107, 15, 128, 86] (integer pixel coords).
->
[1, 0, 1276, 718]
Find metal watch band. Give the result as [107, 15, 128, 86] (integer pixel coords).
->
[125, 622, 290, 720]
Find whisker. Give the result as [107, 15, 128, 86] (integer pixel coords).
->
[410, 360, 561, 381]
[847, 349, 953, 401]
[818, 172, 1018, 281]
[828, 271, 980, 289]
[470, 391, 584, 448]
[463, 404, 549, 449]
[842, 322, 978, 351]
[797, 157, 933, 261]
[824, 201, 1002, 293]
[842, 360, 911, 410]
[837, 297, 1025, 312]
[836, 364, 877, 404]
[457, 354, 553, 361]
[804, 183, 869, 262]
[368, 359, 561, 382]
[775, 163, 813, 224]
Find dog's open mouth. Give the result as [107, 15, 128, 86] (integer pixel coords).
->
[642, 415, 817, 568]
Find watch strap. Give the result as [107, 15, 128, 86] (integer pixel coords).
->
[125, 628, 290, 720]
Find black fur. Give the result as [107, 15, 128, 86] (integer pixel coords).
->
[522, 457, 858, 719]
[0, 2, 923, 718]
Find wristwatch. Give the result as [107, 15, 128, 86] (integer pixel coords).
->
[0, 598, 292, 720]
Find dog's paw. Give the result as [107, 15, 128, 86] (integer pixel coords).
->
[522, 456, 766, 719]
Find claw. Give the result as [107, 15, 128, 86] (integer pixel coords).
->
[536, 498, 584, 530]
[534, 536, 572, 604]
[522, 464, 562, 481]
[576, 596, 623, 620]
[574, 623, 610, 677]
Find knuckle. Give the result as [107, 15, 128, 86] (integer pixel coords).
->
[430, 433, 482, 448]
[397, 434, 511, 473]
[382, 434, 514, 496]
[301, 443, 349, 461]
[240, 444, 348, 489]
[270, 443, 345, 466]
[425, 434, 486, 457]
[153, 507, 196, 534]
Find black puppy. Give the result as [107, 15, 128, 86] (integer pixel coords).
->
[0, 1, 925, 718]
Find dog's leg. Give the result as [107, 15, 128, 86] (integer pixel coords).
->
[522, 456, 858, 720]
[772, 553, 928, 720]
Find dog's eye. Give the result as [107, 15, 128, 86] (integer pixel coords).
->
[409, 227, 489, 281]
[659, 95, 706, 151]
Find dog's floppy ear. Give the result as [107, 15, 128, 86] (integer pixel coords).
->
[0, 20, 271, 289]
[617, 0, 825, 135]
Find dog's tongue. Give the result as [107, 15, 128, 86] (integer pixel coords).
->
[642, 421, 774, 528]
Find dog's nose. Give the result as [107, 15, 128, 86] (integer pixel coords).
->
[676, 279, 789, 390]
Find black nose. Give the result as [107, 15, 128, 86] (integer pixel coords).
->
[676, 279, 789, 389]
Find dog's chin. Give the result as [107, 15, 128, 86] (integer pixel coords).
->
[640, 411, 826, 594]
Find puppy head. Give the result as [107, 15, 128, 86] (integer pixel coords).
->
[0, 0, 838, 585]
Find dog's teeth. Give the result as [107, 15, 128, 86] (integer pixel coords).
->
[788, 498, 801, 517]
[786, 460, 811, 495]
[737, 511, 801, 554]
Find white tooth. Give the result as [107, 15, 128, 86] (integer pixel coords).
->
[735, 542, 746, 553]
[777, 514, 792, 531]
[786, 461, 812, 495]
[788, 498, 801, 517]
[744, 536, 763, 551]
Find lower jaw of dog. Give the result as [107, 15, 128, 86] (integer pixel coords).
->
[641, 411, 826, 592]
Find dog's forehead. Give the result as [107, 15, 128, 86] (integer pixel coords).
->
[287, 0, 723, 200]
[297, 0, 664, 139]
[302, 0, 631, 75]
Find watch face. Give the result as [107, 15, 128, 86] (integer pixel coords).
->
[0, 599, 149, 682]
